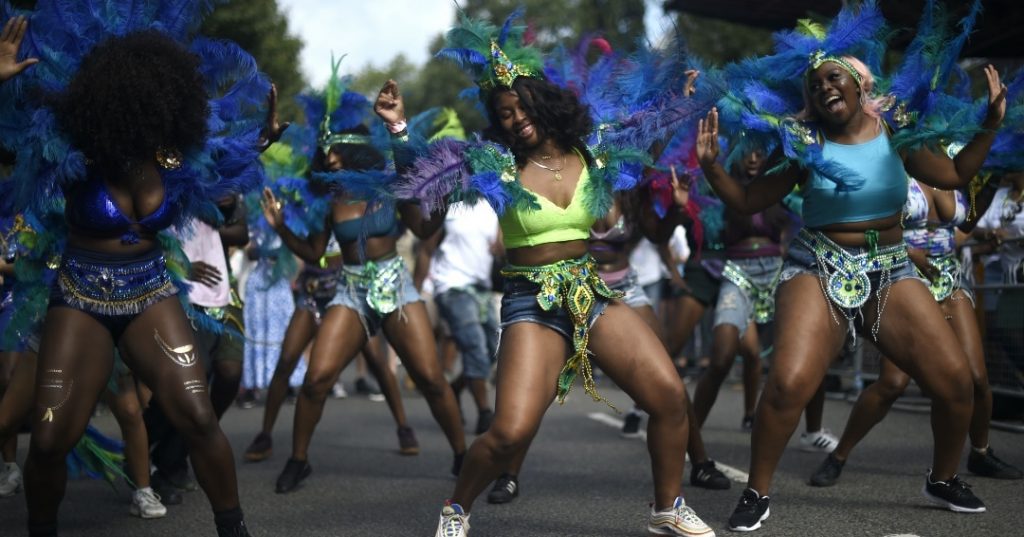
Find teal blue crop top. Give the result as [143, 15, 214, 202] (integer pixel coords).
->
[801, 131, 908, 228]
[332, 209, 400, 244]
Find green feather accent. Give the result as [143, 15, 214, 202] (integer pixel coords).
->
[323, 54, 347, 117]
[68, 427, 131, 488]
[260, 143, 309, 179]
[429, 108, 467, 142]
[796, 18, 827, 39]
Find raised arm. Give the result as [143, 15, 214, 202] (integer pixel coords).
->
[217, 196, 249, 248]
[257, 83, 290, 153]
[260, 187, 329, 264]
[696, 108, 801, 214]
[641, 165, 692, 243]
[904, 65, 1006, 190]
[0, 16, 38, 84]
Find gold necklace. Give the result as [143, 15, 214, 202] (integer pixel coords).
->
[527, 154, 565, 181]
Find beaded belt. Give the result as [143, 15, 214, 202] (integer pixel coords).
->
[921, 255, 961, 302]
[502, 255, 622, 406]
[721, 260, 782, 324]
[58, 249, 177, 316]
[797, 229, 909, 339]
[342, 256, 406, 316]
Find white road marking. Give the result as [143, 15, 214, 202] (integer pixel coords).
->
[587, 412, 750, 483]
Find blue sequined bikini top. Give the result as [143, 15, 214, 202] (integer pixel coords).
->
[65, 175, 175, 244]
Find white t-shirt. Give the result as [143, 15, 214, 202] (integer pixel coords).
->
[429, 201, 499, 294]
[178, 219, 229, 307]
[977, 186, 1024, 280]
[630, 238, 665, 286]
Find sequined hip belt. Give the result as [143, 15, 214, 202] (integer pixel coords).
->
[722, 259, 782, 324]
[796, 229, 909, 338]
[341, 255, 407, 316]
[501, 255, 623, 407]
[921, 254, 962, 302]
[57, 247, 177, 316]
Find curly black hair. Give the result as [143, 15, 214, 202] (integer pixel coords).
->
[483, 76, 594, 167]
[55, 30, 209, 171]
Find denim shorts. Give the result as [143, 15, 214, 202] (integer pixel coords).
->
[435, 286, 499, 380]
[500, 278, 610, 345]
[294, 266, 341, 320]
[713, 256, 783, 336]
[780, 230, 921, 337]
[327, 256, 422, 336]
[603, 267, 651, 309]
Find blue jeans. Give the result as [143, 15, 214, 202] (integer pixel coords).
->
[499, 279, 609, 345]
[435, 287, 499, 380]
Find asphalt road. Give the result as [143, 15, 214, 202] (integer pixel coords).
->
[1, 372, 1022, 537]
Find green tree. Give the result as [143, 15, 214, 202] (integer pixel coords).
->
[201, 0, 306, 121]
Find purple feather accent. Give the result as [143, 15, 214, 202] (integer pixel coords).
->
[392, 138, 471, 214]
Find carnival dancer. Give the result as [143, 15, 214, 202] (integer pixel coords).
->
[376, 9, 717, 536]
[810, 169, 1021, 487]
[0, 2, 277, 534]
[695, 1, 1008, 529]
[245, 99, 419, 462]
[259, 63, 466, 494]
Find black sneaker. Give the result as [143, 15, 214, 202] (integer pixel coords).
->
[690, 459, 731, 490]
[397, 426, 420, 456]
[244, 432, 273, 463]
[216, 522, 252, 537]
[922, 471, 986, 513]
[355, 377, 385, 402]
[149, 471, 183, 506]
[967, 447, 1023, 480]
[728, 488, 770, 532]
[475, 409, 494, 435]
[451, 452, 464, 477]
[809, 453, 845, 487]
[741, 415, 754, 432]
[275, 458, 312, 494]
[164, 467, 198, 492]
[487, 473, 519, 504]
[621, 412, 642, 438]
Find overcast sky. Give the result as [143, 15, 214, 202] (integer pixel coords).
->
[279, 0, 673, 89]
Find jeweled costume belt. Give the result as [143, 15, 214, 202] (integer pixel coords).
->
[796, 229, 909, 340]
[721, 260, 782, 324]
[58, 248, 177, 316]
[501, 255, 622, 407]
[341, 255, 407, 316]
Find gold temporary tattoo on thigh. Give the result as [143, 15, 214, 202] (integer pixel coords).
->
[38, 369, 73, 423]
[154, 329, 198, 367]
[183, 379, 206, 395]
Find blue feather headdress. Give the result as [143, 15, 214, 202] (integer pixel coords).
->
[0, 0, 269, 345]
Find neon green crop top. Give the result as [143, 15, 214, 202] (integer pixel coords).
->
[500, 165, 596, 249]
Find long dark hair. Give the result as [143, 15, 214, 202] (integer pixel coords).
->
[483, 76, 594, 167]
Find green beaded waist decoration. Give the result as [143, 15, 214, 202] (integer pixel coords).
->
[501, 255, 623, 407]
[722, 260, 782, 324]
[342, 256, 406, 315]
[921, 255, 961, 302]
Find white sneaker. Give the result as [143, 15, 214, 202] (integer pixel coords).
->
[0, 462, 22, 497]
[435, 502, 470, 537]
[130, 487, 168, 519]
[331, 381, 348, 399]
[648, 496, 715, 536]
[799, 429, 839, 453]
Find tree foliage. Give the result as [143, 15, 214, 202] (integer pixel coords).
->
[351, 0, 648, 135]
[201, 0, 306, 121]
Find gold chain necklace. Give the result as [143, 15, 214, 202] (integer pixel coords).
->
[527, 154, 566, 181]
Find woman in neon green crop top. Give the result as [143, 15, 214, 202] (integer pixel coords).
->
[696, 51, 1006, 528]
[406, 18, 714, 537]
